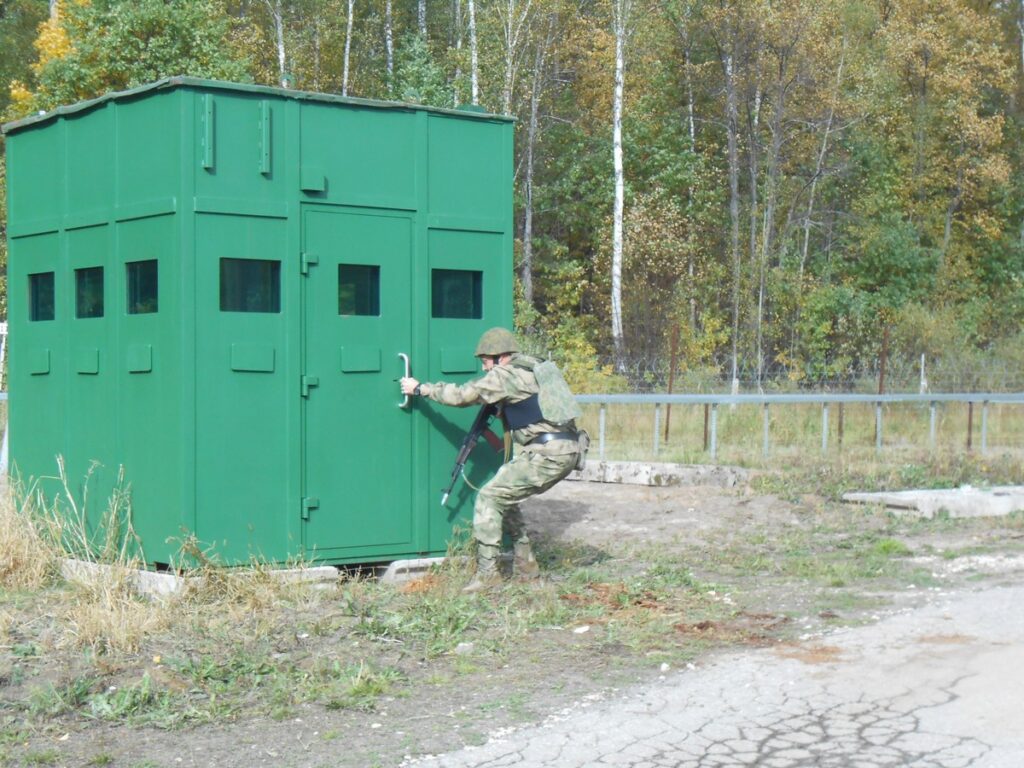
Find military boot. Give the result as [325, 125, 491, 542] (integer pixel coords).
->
[462, 546, 504, 594]
[513, 541, 541, 581]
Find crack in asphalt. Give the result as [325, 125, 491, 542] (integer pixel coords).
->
[412, 681, 989, 767]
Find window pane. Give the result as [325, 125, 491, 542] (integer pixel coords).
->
[338, 264, 380, 316]
[29, 272, 55, 322]
[126, 259, 159, 315]
[432, 269, 482, 319]
[220, 258, 281, 313]
[75, 266, 104, 319]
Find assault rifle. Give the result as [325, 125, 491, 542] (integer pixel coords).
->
[441, 403, 503, 506]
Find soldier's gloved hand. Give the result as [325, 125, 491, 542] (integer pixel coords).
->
[400, 377, 421, 396]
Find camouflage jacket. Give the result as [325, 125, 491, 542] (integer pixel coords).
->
[423, 354, 577, 454]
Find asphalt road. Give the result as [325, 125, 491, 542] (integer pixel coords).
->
[407, 582, 1024, 767]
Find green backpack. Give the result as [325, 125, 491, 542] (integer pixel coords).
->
[534, 359, 582, 426]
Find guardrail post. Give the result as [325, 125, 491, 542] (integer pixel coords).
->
[821, 403, 829, 454]
[599, 404, 607, 462]
[875, 402, 883, 453]
[703, 403, 709, 451]
[762, 403, 770, 459]
[929, 401, 937, 451]
[838, 402, 844, 451]
[981, 401, 989, 455]
[710, 403, 718, 462]
[653, 403, 661, 457]
[967, 401, 974, 451]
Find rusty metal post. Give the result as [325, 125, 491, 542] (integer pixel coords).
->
[838, 402, 845, 451]
[664, 326, 679, 443]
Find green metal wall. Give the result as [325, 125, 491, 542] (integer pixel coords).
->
[4, 78, 513, 566]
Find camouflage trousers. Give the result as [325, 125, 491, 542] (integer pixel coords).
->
[473, 449, 578, 548]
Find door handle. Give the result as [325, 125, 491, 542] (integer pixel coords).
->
[398, 352, 411, 409]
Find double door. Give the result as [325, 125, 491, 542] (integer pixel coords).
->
[300, 206, 506, 560]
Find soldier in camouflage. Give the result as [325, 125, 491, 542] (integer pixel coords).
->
[400, 327, 580, 593]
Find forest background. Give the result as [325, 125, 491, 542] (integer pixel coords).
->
[3, 0, 1024, 394]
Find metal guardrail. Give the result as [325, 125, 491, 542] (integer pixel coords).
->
[575, 392, 1024, 461]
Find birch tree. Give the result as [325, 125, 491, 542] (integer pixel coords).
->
[385, 0, 394, 93]
[265, 0, 289, 86]
[496, 0, 534, 114]
[342, 0, 354, 95]
[521, 13, 557, 305]
[610, 0, 631, 369]
[468, 0, 480, 104]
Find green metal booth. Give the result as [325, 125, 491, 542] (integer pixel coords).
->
[3, 77, 513, 566]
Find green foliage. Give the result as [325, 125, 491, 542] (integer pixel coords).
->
[392, 34, 451, 108]
[0, 0, 48, 116]
[12, 0, 251, 116]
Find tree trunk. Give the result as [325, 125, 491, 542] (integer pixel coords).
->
[342, 0, 355, 96]
[454, 0, 463, 107]
[385, 0, 394, 93]
[266, 0, 288, 88]
[419, 0, 427, 37]
[522, 24, 551, 307]
[313, 23, 322, 90]
[757, 54, 789, 390]
[942, 175, 963, 260]
[501, 0, 533, 116]
[724, 51, 742, 390]
[800, 46, 844, 281]
[611, 0, 629, 370]
[468, 0, 480, 104]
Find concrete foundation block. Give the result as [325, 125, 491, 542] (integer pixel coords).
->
[569, 460, 746, 488]
[843, 485, 1024, 519]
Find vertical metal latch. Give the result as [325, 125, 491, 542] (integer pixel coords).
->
[301, 497, 319, 520]
[301, 252, 319, 275]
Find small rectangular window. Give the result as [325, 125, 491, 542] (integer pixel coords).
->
[432, 269, 482, 319]
[29, 272, 55, 322]
[75, 266, 104, 319]
[126, 259, 158, 315]
[338, 264, 381, 316]
[220, 258, 281, 313]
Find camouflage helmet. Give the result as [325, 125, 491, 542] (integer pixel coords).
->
[475, 327, 520, 357]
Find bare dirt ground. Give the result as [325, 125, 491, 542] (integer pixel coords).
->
[5, 476, 1024, 768]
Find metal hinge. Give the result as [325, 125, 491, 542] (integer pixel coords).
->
[300, 252, 319, 275]
[301, 374, 319, 397]
[301, 496, 319, 520]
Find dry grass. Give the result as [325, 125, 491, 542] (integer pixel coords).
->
[62, 568, 170, 654]
[0, 481, 59, 590]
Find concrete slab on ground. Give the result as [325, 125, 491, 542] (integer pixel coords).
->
[843, 485, 1024, 518]
[60, 558, 340, 598]
[570, 460, 746, 488]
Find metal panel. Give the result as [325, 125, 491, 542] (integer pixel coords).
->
[65, 224, 117, 532]
[117, 214, 182, 565]
[299, 103, 417, 210]
[194, 213, 292, 563]
[8, 231, 65, 493]
[424, 228, 509, 552]
[194, 92, 287, 206]
[427, 114, 506, 222]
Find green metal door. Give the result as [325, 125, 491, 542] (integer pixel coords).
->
[301, 206, 415, 559]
